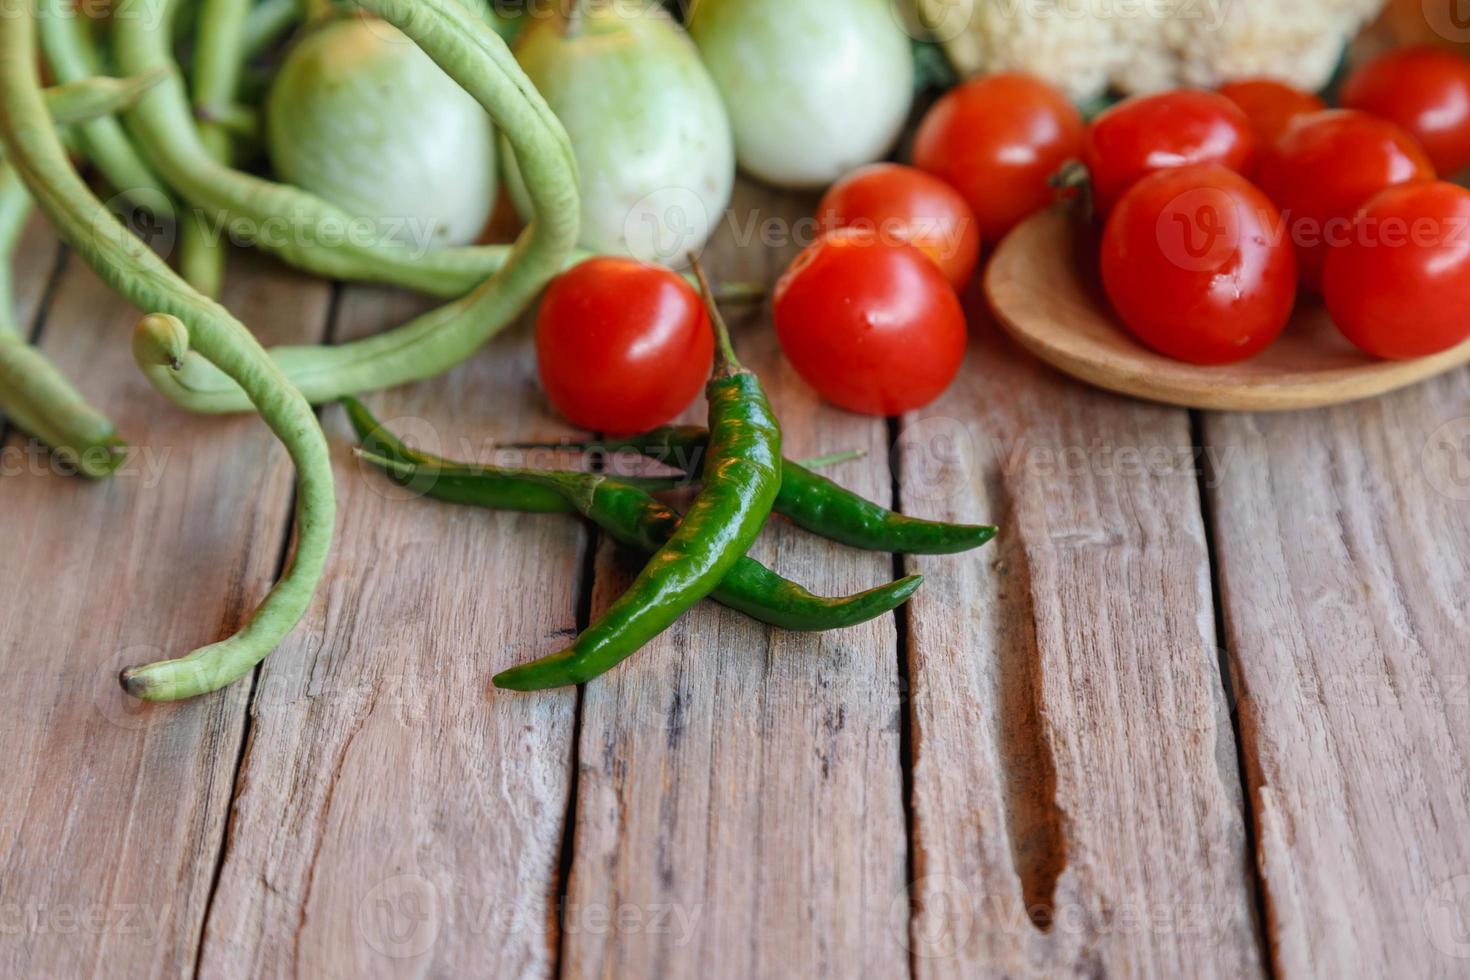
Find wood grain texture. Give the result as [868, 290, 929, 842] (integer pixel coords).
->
[0, 241, 328, 977]
[196, 287, 584, 978]
[560, 185, 910, 978]
[898, 293, 1263, 977]
[1205, 373, 1470, 979]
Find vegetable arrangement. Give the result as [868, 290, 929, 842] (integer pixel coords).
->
[354, 266, 994, 690]
[4, 0, 1459, 699]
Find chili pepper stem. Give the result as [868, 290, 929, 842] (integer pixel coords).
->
[688, 253, 743, 377]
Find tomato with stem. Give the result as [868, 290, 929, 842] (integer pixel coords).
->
[912, 73, 1084, 243]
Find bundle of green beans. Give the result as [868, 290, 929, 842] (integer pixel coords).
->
[350, 263, 995, 691]
[0, 0, 585, 699]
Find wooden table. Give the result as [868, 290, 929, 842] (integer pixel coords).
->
[3, 177, 1469, 979]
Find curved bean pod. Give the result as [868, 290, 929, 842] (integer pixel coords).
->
[114, 0, 574, 297]
[37, 0, 172, 204]
[0, 161, 125, 478]
[0, 0, 335, 700]
[125, 0, 581, 412]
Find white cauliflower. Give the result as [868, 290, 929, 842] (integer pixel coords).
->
[914, 0, 1388, 102]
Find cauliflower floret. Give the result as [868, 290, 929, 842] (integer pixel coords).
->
[969, 0, 1123, 102]
[918, 0, 1388, 102]
[1168, 0, 1387, 92]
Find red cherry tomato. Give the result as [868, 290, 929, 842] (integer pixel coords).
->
[536, 257, 712, 434]
[773, 230, 966, 415]
[1341, 45, 1470, 176]
[1323, 181, 1470, 359]
[1084, 90, 1257, 215]
[1218, 79, 1326, 145]
[1255, 109, 1436, 292]
[816, 163, 982, 289]
[912, 73, 1084, 243]
[1100, 165, 1297, 365]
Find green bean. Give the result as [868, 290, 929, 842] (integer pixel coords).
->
[114, 0, 567, 297]
[183, 0, 254, 298]
[494, 260, 783, 691]
[522, 428, 998, 554]
[240, 0, 302, 59]
[122, 0, 582, 412]
[0, 0, 335, 700]
[345, 399, 917, 633]
[37, 0, 172, 204]
[43, 69, 169, 125]
[0, 161, 125, 478]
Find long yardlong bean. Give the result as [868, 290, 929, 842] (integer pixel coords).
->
[181, 0, 253, 297]
[1, 0, 335, 700]
[122, 0, 582, 412]
[43, 69, 169, 125]
[36, 0, 173, 204]
[114, 0, 565, 297]
[0, 162, 125, 478]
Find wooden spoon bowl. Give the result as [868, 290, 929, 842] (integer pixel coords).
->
[984, 207, 1470, 411]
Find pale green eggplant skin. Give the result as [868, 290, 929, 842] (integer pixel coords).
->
[689, 0, 914, 189]
[503, 1, 734, 263]
[265, 16, 499, 251]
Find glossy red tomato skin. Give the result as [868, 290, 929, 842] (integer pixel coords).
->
[1084, 90, 1257, 215]
[773, 230, 966, 416]
[1100, 165, 1297, 365]
[1218, 79, 1326, 145]
[1255, 109, 1436, 292]
[536, 257, 712, 434]
[1323, 181, 1470, 359]
[816, 163, 982, 289]
[1341, 46, 1470, 176]
[912, 73, 1084, 243]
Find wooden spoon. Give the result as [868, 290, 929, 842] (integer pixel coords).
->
[985, 207, 1470, 411]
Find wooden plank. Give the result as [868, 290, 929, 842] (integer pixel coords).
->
[899, 297, 1263, 976]
[0, 241, 329, 977]
[1204, 374, 1470, 979]
[560, 184, 910, 978]
[197, 286, 583, 977]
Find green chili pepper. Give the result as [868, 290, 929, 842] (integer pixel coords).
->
[516, 428, 997, 555]
[493, 261, 784, 690]
[343, 400, 921, 633]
